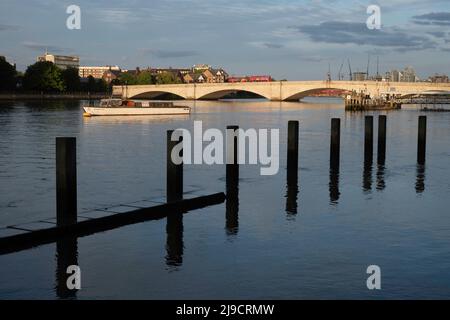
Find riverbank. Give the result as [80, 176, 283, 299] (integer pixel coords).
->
[0, 93, 108, 101]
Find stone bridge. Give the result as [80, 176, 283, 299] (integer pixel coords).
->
[112, 81, 450, 101]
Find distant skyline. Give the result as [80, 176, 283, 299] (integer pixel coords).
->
[1, 0, 450, 80]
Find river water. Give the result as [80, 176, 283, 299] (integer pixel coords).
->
[0, 98, 450, 299]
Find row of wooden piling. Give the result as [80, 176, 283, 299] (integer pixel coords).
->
[1, 115, 429, 253]
[1, 133, 226, 253]
[54, 133, 206, 228]
[283, 115, 428, 205]
[324, 115, 427, 171]
[283, 115, 428, 206]
[56, 115, 427, 228]
[167, 114, 428, 209]
[52, 115, 434, 227]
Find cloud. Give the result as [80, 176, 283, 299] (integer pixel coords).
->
[248, 41, 285, 49]
[263, 43, 284, 49]
[97, 8, 141, 24]
[427, 31, 447, 38]
[154, 50, 198, 58]
[22, 41, 73, 53]
[412, 12, 450, 26]
[293, 21, 436, 51]
[140, 49, 199, 59]
[300, 56, 327, 63]
[0, 24, 19, 31]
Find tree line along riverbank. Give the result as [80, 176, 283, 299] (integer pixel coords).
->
[0, 93, 109, 101]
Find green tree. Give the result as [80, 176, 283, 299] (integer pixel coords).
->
[23, 61, 65, 92]
[81, 76, 108, 93]
[110, 78, 121, 86]
[0, 56, 17, 91]
[95, 79, 108, 92]
[61, 67, 81, 92]
[119, 72, 138, 85]
[136, 71, 155, 85]
[85, 75, 97, 92]
[156, 72, 182, 84]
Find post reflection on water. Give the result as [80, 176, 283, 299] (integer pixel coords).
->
[285, 170, 299, 215]
[376, 164, 386, 191]
[329, 167, 340, 205]
[226, 177, 239, 236]
[55, 237, 78, 299]
[416, 164, 426, 194]
[376, 115, 387, 192]
[363, 159, 373, 193]
[165, 212, 184, 269]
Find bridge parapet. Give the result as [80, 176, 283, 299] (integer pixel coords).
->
[112, 81, 450, 101]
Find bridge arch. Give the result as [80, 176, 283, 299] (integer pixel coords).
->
[197, 89, 270, 100]
[131, 91, 187, 100]
[129, 90, 187, 100]
[284, 88, 350, 101]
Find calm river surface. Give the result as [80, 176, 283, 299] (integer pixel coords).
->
[1, 98, 450, 299]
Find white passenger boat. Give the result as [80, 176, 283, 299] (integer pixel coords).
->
[83, 99, 191, 116]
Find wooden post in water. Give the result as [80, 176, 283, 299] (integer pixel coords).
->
[225, 125, 239, 234]
[226, 126, 239, 189]
[377, 115, 387, 165]
[417, 116, 427, 165]
[56, 137, 77, 227]
[287, 121, 299, 174]
[365, 116, 374, 163]
[167, 130, 183, 202]
[330, 118, 341, 169]
[286, 121, 299, 214]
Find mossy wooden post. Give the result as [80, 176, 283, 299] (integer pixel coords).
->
[226, 125, 239, 190]
[365, 116, 374, 163]
[225, 125, 239, 234]
[287, 121, 299, 176]
[377, 115, 387, 165]
[167, 130, 183, 202]
[286, 121, 300, 214]
[330, 118, 341, 169]
[417, 116, 427, 165]
[56, 137, 77, 227]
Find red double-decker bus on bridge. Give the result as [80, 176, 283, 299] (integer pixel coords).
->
[227, 75, 273, 83]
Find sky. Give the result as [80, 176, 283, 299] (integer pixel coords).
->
[1, 0, 450, 80]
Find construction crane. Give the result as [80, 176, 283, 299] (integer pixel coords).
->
[348, 59, 353, 81]
[327, 63, 331, 81]
[338, 59, 344, 81]
[376, 56, 380, 78]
